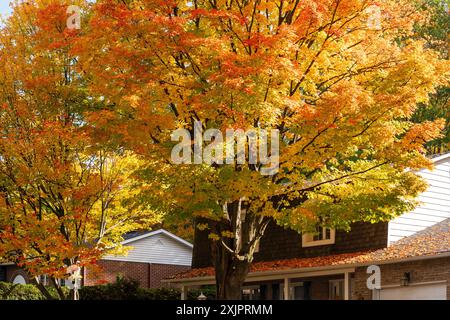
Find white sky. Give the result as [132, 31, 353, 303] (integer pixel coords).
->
[0, 1, 12, 17]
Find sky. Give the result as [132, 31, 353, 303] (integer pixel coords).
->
[0, 1, 12, 17]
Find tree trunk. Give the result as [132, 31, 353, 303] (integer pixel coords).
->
[29, 277, 55, 300]
[213, 240, 251, 300]
[50, 277, 68, 300]
[209, 199, 270, 300]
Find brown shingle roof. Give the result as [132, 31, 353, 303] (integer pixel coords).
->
[347, 218, 450, 264]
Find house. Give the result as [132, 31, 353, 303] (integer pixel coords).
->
[166, 152, 450, 300]
[85, 229, 193, 288]
[0, 229, 193, 289]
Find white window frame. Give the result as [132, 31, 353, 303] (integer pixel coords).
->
[302, 227, 335, 247]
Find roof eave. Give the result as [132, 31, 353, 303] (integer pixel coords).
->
[431, 152, 450, 163]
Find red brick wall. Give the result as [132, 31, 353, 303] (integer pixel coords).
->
[147, 263, 190, 288]
[353, 257, 450, 300]
[84, 260, 190, 288]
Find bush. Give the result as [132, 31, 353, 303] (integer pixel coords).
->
[0, 277, 216, 300]
[80, 276, 142, 300]
[0, 282, 45, 300]
[79, 276, 216, 300]
[0, 281, 71, 300]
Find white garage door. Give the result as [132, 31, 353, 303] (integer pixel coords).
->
[380, 283, 447, 300]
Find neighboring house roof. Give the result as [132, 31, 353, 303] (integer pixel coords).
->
[121, 229, 193, 248]
[167, 219, 450, 282]
[122, 230, 153, 241]
[103, 229, 193, 266]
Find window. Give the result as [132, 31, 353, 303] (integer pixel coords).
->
[302, 226, 335, 247]
[12, 275, 26, 285]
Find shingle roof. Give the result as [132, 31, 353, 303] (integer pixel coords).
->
[122, 230, 153, 241]
[347, 218, 450, 264]
[168, 219, 450, 281]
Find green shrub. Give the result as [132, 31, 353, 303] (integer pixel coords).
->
[0, 277, 217, 300]
[79, 276, 216, 300]
[0, 281, 71, 300]
[0, 282, 45, 300]
[80, 276, 142, 300]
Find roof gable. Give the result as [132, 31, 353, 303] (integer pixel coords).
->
[102, 229, 193, 265]
[121, 229, 193, 248]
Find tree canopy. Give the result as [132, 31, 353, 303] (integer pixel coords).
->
[0, 0, 161, 299]
[74, 0, 448, 298]
[0, 0, 448, 299]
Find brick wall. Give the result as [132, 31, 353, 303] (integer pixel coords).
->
[148, 263, 190, 288]
[353, 256, 450, 300]
[84, 260, 190, 288]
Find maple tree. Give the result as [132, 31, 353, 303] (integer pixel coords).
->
[74, 0, 449, 299]
[0, 0, 447, 300]
[411, 0, 449, 154]
[0, 1, 161, 300]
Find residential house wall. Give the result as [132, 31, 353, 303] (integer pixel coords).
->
[388, 157, 450, 244]
[84, 260, 190, 288]
[193, 220, 388, 268]
[103, 232, 192, 267]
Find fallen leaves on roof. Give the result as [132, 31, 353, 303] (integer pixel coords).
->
[347, 218, 450, 264]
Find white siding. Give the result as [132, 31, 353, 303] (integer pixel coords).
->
[103, 233, 192, 266]
[388, 157, 450, 245]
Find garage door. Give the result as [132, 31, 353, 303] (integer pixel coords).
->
[380, 283, 447, 300]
